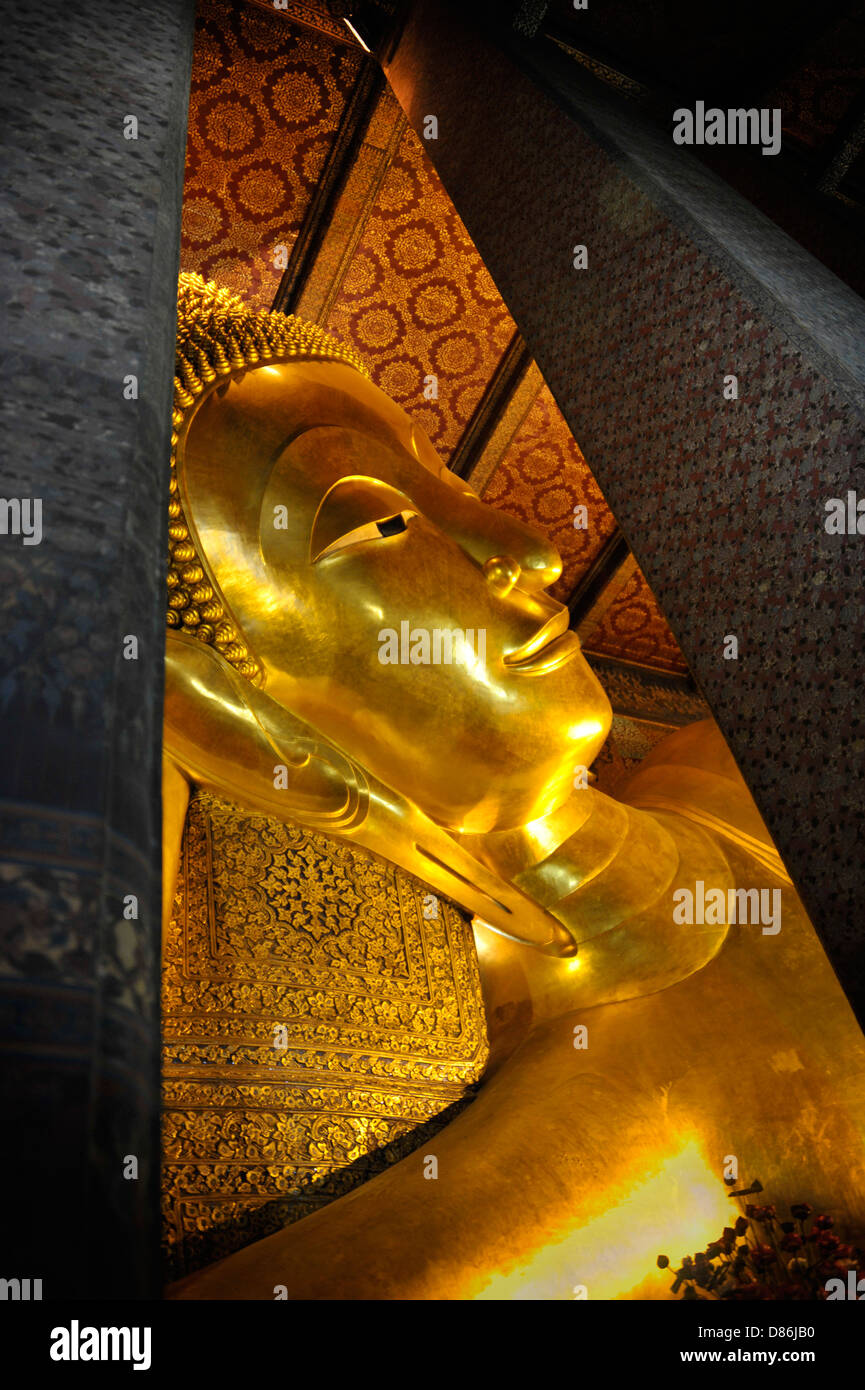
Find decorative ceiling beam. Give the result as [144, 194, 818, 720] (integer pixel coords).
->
[566, 529, 629, 629]
[449, 331, 533, 479]
[271, 60, 384, 316]
[245, 0, 360, 48]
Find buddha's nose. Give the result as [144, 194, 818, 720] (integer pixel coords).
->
[483, 554, 521, 597]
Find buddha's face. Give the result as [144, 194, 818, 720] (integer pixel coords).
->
[181, 360, 612, 833]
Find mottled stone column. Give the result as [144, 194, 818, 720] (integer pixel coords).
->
[0, 0, 194, 1297]
[382, 3, 865, 1018]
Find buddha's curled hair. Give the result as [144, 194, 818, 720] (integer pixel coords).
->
[168, 273, 367, 683]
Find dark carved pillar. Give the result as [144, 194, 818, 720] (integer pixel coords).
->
[0, 0, 194, 1297]
[379, 2, 865, 1018]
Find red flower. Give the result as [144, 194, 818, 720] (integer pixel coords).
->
[812, 1214, 834, 1230]
[816, 1232, 840, 1252]
[790, 1203, 812, 1221]
[734, 1216, 749, 1235]
[746, 1204, 777, 1222]
[751, 1244, 777, 1268]
[745, 1200, 778, 1223]
[780, 1233, 804, 1252]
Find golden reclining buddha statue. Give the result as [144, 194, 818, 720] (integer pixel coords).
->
[165, 273, 865, 1300]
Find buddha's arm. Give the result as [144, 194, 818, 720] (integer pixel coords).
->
[167, 1004, 674, 1299]
[167, 867, 865, 1301]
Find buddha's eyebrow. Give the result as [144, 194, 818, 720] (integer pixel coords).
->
[309, 475, 417, 562]
[316, 473, 416, 511]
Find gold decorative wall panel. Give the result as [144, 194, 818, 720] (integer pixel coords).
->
[162, 789, 488, 1279]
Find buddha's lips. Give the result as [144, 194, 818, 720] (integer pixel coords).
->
[504, 610, 579, 673]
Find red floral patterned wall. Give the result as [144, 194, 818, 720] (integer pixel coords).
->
[181, 0, 363, 307]
[326, 127, 518, 461]
[584, 565, 686, 675]
[481, 383, 619, 604]
[180, 0, 689, 675]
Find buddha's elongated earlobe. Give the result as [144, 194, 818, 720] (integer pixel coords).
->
[164, 632, 367, 831]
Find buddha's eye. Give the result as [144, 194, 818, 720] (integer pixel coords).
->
[376, 513, 408, 538]
[312, 508, 415, 562]
[309, 475, 417, 563]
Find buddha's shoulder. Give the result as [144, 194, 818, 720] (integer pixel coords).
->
[619, 718, 786, 875]
[619, 717, 750, 795]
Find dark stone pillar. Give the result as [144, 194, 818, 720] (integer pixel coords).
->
[381, 3, 865, 1018]
[0, 0, 194, 1297]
